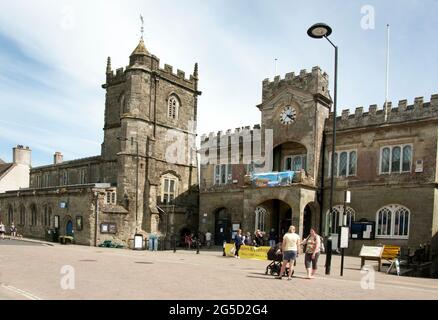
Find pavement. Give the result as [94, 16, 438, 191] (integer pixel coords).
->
[1, 238, 438, 300]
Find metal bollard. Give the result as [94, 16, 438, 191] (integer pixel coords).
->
[173, 238, 176, 253]
[325, 237, 332, 275]
[196, 240, 200, 254]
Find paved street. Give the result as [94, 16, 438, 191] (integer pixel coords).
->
[1, 238, 438, 300]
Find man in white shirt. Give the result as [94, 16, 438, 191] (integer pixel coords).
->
[205, 231, 212, 249]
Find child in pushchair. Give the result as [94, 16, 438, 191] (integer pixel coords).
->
[265, 243, 295, 276]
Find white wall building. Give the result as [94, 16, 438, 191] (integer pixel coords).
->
[0, 146, 31, 193]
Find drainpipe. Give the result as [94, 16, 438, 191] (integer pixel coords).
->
[94, 191, 99, 247]
[319, 133, 326, 235]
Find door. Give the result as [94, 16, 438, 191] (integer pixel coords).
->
[303, 205, 312, 238]
[214, 208, 231, 245]
[66, 220, 73, 237]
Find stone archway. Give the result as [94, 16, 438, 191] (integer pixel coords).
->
[253, 199, 293, 243]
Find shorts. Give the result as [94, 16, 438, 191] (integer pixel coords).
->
[305, 253, 320, 270]
[283, 250, 297, 262]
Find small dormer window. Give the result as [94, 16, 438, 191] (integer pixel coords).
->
[168, 96, 179, 119]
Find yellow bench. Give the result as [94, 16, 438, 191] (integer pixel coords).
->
[59, 236, 74, 245]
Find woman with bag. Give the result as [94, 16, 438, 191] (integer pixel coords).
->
[301, 228, 321, 279]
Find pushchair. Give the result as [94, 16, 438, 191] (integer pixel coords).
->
[265, 244, 293, 276]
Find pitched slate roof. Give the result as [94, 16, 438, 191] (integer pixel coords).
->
[0, 163, 14, 179]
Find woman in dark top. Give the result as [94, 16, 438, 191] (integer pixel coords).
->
[234, 229, 243, 259]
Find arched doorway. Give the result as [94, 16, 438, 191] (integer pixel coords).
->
[255, 199, 292, 242]
[66, 220, 73, 236]
[303, 205, 312, 238]
[214, 208, 231, 245]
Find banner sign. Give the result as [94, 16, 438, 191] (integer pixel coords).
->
[224, 244, 270, 260]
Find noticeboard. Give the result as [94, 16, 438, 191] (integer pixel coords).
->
[359, 245, 383, 258]
[351, 222, 376, 240]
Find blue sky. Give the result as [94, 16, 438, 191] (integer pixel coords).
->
[0, 0, 437, 167]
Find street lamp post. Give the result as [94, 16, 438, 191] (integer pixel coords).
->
[118, 137, 139, 234]
[307, 23, 338, 276]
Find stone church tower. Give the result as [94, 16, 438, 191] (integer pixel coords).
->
[102, 38, 200, 239]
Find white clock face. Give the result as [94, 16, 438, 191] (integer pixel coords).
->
[280, 106, 297, 125]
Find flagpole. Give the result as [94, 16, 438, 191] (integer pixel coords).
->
[384, 24, 390, 122]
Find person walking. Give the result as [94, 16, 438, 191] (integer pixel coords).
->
[234, 229, 243, 259]
[205, 230, 212, 249]
[301, 228, 321, 279]
[10, 222, 17, 239]
[0, 221, 5, 240]
[277, 226, 300, 280]
[269, 228, 277, 247]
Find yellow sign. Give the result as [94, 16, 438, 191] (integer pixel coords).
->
[224, 243, 270, 261]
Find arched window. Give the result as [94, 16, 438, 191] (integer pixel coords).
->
[167, 95, 179, 119]
[19, 205, 26, 226]
[326, 205, 355, 235]
[43, 205, 52, 227]
[31, 204, 37, 226]
[120, 94, 128, 114]
[8, 205, 14, 225]
[255, 206, 268, 233]
[376, 205, 410, 239]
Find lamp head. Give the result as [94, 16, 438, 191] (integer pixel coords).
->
[307, 23, 333, 39]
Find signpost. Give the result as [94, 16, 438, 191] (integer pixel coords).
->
[340, 190, 351, 276]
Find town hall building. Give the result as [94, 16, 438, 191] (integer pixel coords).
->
[199, 67, 438, 276]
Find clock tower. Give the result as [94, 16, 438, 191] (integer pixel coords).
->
[257, 67, 331, 184]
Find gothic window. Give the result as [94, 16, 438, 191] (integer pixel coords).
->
[380, 144, 413, 174]
[167, 95, 179, 119]
[19, 206, 25, 226]
[43, 205, 52, 227]
[255, 207, 268, 233]
[8, 205, 13, 225]
[120, 94, 128, 114]
[161, 174, 178, 204]
[349, 151, 357, 176]
[376, 205, 410, 239]
[402, 146, 412, 172]
[329, 150, 357, 177]
[326, 206, 355, 235]
[31, 204, 37, 226]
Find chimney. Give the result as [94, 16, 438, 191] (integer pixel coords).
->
[54, 152, 63, 165]
[13, 145, 31, 167]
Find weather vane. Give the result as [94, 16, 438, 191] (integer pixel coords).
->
[140, 14, 144, 40]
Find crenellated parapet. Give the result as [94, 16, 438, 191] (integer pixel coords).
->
[326, 94, 438, 131]
[200, 124, 269, 165]
[262, 66, 330, 103]
[104, 54, 198, 91]
[158, 63, 198, 90]
[105, 66, 127, 87]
